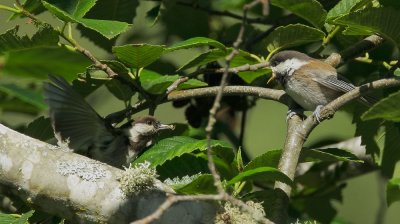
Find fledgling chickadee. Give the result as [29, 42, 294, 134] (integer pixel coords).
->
[44, 75, 174, 168]
[267, 50, 376, 121]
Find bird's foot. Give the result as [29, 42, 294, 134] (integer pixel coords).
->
[286, 108, 305, 122]
[312, 105, 324, 123]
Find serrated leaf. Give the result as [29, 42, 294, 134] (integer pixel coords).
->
[0, 25, 58, 53]
[226, 167, 292, 186]
[42, 1, 130, 39]
[178, 48, 227, 71]
[244, 150, 282, 171]
[76, 18, 130, 39]
[301, 148, 362, 163]
[45, 0, 96, 18]
[113, 44, 165, 68]
[133, 136, 232, 167]
[265, 24, 325, 54]
[174, 174, 217, 194]
[76, 0, 139, 51]
[244, 148, 361, 172]
[140, 70, 207, 95]
[271, 0, 327, 28]
[362, 90, 400, 122]
[0, 84, 46, 109]
[167, 37, 226, 52]
[23, 116, 53, 141]
[387, 177, 400, 206]
[2, 47, 91, 80]
[334, 7, 400, 45]
[326, 0, 369, 21]
[157, 153, 209, 179]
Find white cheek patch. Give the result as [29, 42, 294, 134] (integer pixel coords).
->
[128, 123, 154, 143]
[274, 58, 308, 77]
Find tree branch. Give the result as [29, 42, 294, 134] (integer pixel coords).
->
[0, 124, 217, 223]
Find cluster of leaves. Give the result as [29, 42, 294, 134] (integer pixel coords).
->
[0, 0, 400, 223]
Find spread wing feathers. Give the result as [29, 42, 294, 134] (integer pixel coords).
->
[310, 71, 376, 106]
[44, 75, 114, 152]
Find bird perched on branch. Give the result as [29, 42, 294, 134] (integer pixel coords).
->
[267, 50, 376, 121]
[44, 75, 174, 168]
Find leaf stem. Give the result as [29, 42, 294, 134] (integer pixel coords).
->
[0, 4, 21, 13]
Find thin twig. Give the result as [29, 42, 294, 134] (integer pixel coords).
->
[132, 1, 274, 224]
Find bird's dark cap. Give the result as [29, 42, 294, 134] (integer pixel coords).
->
[133, 116, 175, 130]
[269, 50, 311, 67]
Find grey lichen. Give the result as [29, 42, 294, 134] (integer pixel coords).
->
[163, 173, 202, 186]
[56, 160, 106, 181]
[214, 200, 266, 224]
[118, 161, 158, 196]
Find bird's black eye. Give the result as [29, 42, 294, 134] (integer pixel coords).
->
[146, 120, 152, 125]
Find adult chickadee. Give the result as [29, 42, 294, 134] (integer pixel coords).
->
[267, 50, 376, 121]
[44, 75, 174, 168]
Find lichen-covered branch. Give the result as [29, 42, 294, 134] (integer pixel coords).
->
[0, 124, 215, 223]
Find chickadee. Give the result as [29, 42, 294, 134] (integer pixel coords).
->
[267, 50, 375, 121]
[44, 75, 174, 168]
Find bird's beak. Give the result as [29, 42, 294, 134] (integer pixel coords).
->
[267, 72, 276, 84]
[157, 123, 175, 130]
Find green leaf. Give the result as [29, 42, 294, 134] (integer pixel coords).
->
[113, 44, 165, 68]
[362, 90, 400, 122]
[42, 1, 130, 39]
[226, 167, 292, 186]
[2, 47, 91, 80]
[265, 24, 325, 54]
[178, 48, 227, 71]
[167, 37, 226, 52]
[23, 116, 53, 141]
[140, 70, 207, 95]
[105, 79, 135, 101]
[157, 154, 209, 179]
[178, 79, 208, 90]
[133, 136, 232, 167]
[174, 174, 217, 194]
[0, 84, 46, 109]
[75, 18, 130, 39]
[76, 0, 139, 51]
[237, 70, 270, 84]
[271, 0, 327, 28]
[380, 123, 400, 177]
[45, 0, 96, 18]
[244, 150, 282, 171]
[300, 148, 362, 163]
[0, 25, 58, 53]
[0, 210, 35, 224]
[14, 210, 34, 224]
[387, 177, 400, 206]
[326, 0, 369, 21]
[334, 7, 400, 45]
[229, 49, 261, 69]
[245, 148, 361, 172]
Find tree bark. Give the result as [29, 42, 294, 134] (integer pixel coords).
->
[0, 124, 216, 223]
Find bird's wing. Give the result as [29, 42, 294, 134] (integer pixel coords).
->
[313, 73, 356, 93]
[306, 63, 377, 106]
[44, 75, 113, 152]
